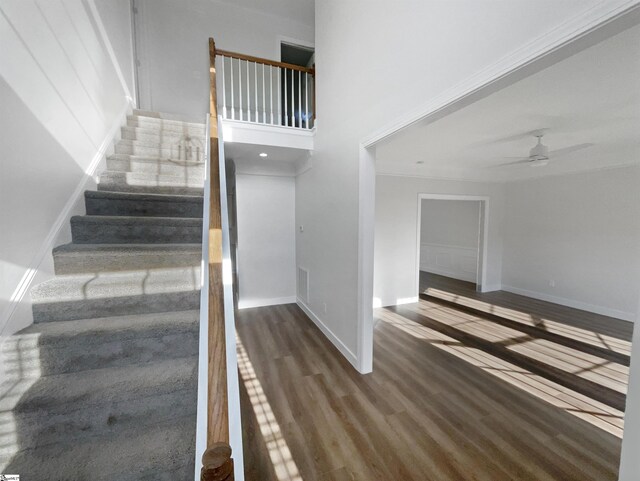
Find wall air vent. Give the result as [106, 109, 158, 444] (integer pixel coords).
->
[297, 267, 309, 304]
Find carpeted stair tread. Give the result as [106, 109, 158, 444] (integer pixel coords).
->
[30, 266, 200, 322]
[52, 243, 202, 274]
[1, 415, 195, 481]
[121, 125, 206, 143]
[0, 355, 197, 414]
[2, 310, 199, 377]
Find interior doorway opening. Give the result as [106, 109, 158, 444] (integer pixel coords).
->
[416, 195, 489, 297]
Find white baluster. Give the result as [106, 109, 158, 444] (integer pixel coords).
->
[254, 62, 258, 122]
[284, 67, 288, 126]
[230, 57, 235, 120]
[290, 69, 294, 127]
[221, 56, 227, 119]
[246, 60, 251, 121]
[277, 67, 281, 126]
[298, 70, 302, 129]
[305, 72, 309, 129]
[262, 64, 266, 124]
[238, 59, 242, 121]
[269, 65, 274, 125]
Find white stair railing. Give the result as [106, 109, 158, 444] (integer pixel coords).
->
[215, 49, 315, 130]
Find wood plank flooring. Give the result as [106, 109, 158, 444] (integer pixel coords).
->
[237, 274, 633, 481]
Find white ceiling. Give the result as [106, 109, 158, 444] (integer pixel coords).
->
[215, 0, 314, 27]
[225, 142, 309, 176]
[375, 24, 640, 183]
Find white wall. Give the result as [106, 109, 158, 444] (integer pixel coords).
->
[135, 0, 314, 118]
[420, 200, 480, 283]
[373, 175, 504, 308]
[236, 174, 296, 309]
[502, 165, 640, 321]
[0, 0, 135, 339]
[297, 0, 607, 370]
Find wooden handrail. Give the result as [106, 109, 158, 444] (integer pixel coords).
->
[216, 48, 314, 75]
[201, 37, 234, 481]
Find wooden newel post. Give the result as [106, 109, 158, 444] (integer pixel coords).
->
[201, 443, 234, 481]
[203, 37, 234, 481]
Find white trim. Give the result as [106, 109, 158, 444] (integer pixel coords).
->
[377, 160, 640, 185]
[356, 145, 375, 374]
[501, 285, 636, 323]
[376, 171, 507, 184]
[419, 242, 480, 250]
[221, 119, 314, 150]
[0, 99, 131, 337]
[481, 284, 502, 293]
[297, 299, 359, 369]
[238, 296, 297, 309]
[234, 169, 296, 178]
[362, 1, 640, 148]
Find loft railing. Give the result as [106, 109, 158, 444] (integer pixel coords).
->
[215, 49, 315, 129]
[199, 37, 234, 481]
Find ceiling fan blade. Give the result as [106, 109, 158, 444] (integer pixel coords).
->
[549, 143, 594, 158]
[495, 158, 530, 167]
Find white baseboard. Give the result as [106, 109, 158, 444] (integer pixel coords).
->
[480, 284, 502, 293]
[296, 299, 359, 369]
[501, 285, 636, 323]
[237, 296, 297, 310]
[374, 296, 419, 309]
[0, 99, 131, 339]
[420, 266, 476, 283]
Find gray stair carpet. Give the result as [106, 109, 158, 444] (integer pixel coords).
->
[0, 111, 206, 479]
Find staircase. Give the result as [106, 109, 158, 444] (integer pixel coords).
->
[0, 111, 206, 480]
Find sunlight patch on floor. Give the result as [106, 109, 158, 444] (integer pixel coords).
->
[377, 309, 624, 438]
[237, 336, 302, 481]
[424, 288, 632, 355]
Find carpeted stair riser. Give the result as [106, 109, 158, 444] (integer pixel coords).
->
[106, 154, 205, 177]
[97, 171, 205, 196]
[2, 416, 195, 481]
[53, 243, 202, 274]
[115, 141, 205, 162]
[70, 215, 203, 244]
[121, 125, 205, 144]
[127, 115, 206, 135]
[2, 312, 199, 378]
[85, 190, 203, 218]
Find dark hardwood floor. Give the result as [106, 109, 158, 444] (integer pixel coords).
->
[236, 274, 633, 481]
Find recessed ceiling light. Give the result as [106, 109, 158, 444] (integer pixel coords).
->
[259, 152, 268, 157]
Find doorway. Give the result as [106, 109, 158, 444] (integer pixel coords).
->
[416, 194, 489, 297]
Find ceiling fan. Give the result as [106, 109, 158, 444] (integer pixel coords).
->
[499, 130, 594, 167]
